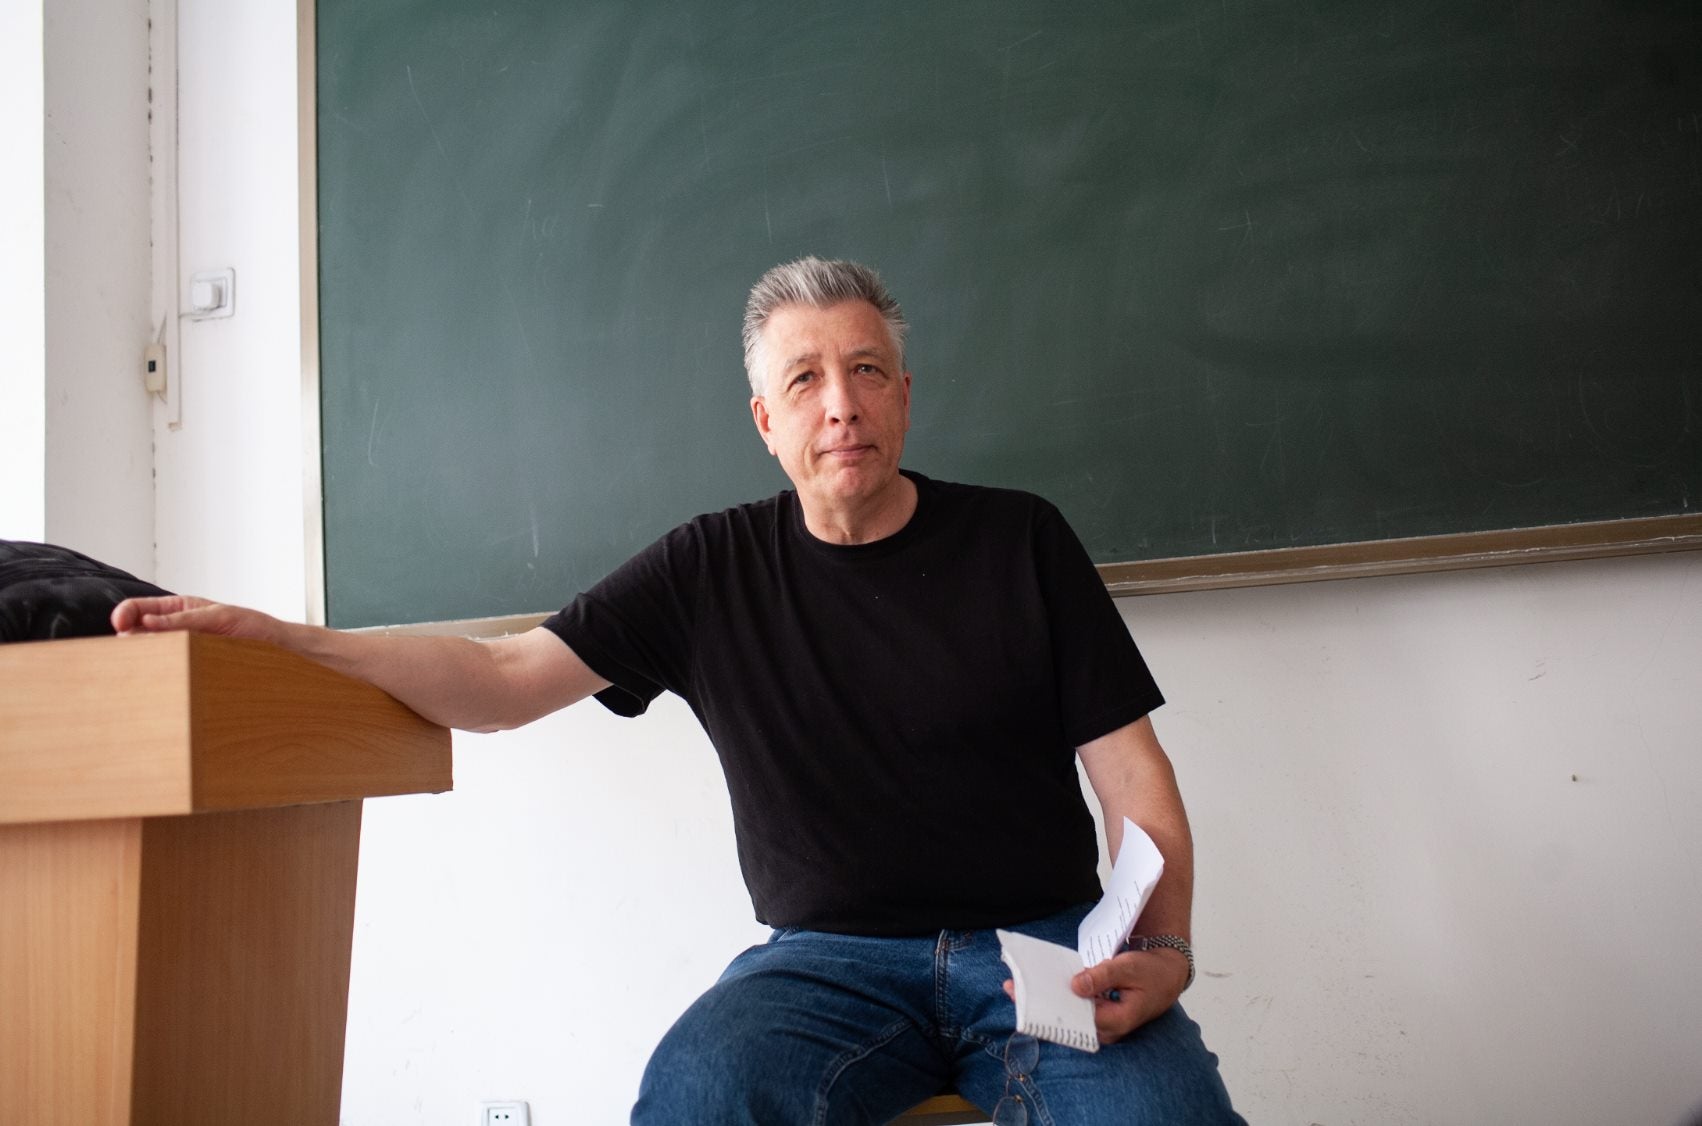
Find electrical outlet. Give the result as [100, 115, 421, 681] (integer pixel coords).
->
[143, 342, 167, 396]
[479, 1100, 530, 1126]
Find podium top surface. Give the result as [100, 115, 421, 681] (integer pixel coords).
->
[0, 632, 452, 825]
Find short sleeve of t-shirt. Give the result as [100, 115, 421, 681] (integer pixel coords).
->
[1030, 500, 1165, 746]
[541, 520, 704, 718]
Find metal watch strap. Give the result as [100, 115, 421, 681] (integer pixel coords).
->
[1124, 933, 1196, 991]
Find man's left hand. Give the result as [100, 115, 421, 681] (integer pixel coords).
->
[1001, 944, 1188, 1044]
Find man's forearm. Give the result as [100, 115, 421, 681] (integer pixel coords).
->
[1100, 771, 1195, 941]
[1081, 716, 1196, 940]
[274, 621, 526, 731]
[1126, 818, 1194, 942]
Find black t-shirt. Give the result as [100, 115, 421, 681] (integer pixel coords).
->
[542, 472, 1164, 935]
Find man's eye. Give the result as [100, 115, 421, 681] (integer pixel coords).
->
[791, 371, 815, 387]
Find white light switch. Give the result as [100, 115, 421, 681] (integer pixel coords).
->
[188, 268, 235, 319]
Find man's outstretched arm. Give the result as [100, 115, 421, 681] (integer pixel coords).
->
[111, 596, 608, 733]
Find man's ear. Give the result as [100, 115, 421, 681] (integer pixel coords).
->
[751, 396, 776, 455]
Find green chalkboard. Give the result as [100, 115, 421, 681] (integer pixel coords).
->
[317, 0, 1701, 629]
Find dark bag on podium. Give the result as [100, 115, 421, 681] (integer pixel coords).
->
[0, 540, 174, 642]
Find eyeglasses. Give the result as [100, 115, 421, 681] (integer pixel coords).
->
[991, 1032, 1040, 1126]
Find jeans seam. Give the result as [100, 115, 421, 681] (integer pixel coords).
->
[933, 930, 971, 1038]
[933, 933, 952, 1039]
[811, 1016, 916, 1126]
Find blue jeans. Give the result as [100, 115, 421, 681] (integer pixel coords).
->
[634, 903, 1243, 1125]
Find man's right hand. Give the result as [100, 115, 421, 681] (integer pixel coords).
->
[111, 595, 283, 645]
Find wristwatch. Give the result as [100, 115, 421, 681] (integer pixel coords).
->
[1123, 933, 1196, 991]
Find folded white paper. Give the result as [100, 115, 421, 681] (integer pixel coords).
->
[996, 929, 1099, 1052]
[996, 818, 1165, 1052]
[1077, 817, 1166, 966]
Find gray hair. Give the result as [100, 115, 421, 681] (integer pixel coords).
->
[741, 256, 908, 395]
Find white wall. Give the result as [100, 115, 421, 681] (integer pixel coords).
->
[340, 694, 766, 1125]
[35, 2, 1702, 1123]
[4, 0, 154, 567]
[155, 0, 310, 614]
[2, 0, 46, 541]
[1139, 554, 1702, 1126]
[41, 0, 155, 572]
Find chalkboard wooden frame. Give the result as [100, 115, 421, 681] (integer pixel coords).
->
[1099, 513, 1702, 594]
[304, 0, 1702, 632]
[301, 0, 328, 627]
[352, 513, 1701, 640]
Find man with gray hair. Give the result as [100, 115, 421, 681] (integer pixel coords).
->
[114, 256, 1241, 1124]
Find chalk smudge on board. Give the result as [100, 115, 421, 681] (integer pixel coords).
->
[1001, 30, 1043, 97]
[367, 399, 382, 467]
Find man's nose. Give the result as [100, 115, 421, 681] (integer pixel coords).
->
[823, 373, 860, 423]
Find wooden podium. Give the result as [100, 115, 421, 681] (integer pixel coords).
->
[0, 632, 452, 1126]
